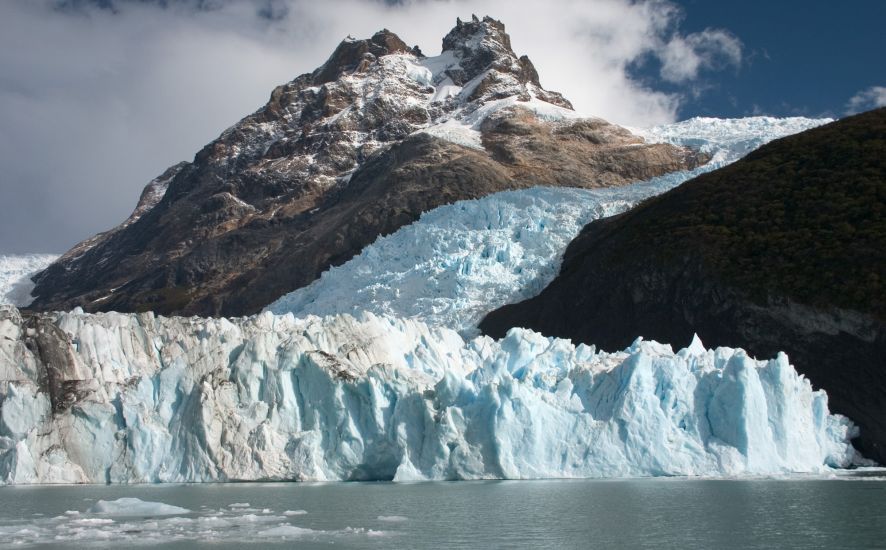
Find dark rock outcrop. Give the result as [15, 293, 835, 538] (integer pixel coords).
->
[481, 108, 886, 463]
[30, 16, 704, 317]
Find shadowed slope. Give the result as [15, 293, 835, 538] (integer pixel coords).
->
[481, 108, 886, 462]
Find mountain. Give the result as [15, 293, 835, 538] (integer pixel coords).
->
[0, 115, 852, 484]
[28, 16, 703, 317]
[0, 305, 857, 483]
[480, 108, 886, 463]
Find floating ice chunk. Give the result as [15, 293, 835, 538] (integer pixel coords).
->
[284, 510, 308, 516]
[88, 498, 190, 516]
[259, 525, 317, 538]
[377, 515, 408, 522]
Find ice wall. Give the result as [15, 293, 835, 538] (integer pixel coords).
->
[0, 306, 857, 484]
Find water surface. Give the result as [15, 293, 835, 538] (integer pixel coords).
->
[1, 474, 885, 549]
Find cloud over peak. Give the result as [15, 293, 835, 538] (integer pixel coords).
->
[0, 0, 743, 253]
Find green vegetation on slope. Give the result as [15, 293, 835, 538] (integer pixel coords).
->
[612, 107, 886, 317]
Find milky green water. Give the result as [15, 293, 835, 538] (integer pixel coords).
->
[1, 474, 885, 549]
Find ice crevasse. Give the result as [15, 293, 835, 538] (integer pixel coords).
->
[0, 306, 858, 484]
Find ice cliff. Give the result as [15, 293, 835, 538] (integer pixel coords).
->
[0, 306, 857, 484]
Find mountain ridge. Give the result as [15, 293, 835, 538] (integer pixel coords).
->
[28, 15, 704, 317]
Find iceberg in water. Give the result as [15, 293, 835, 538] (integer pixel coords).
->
[88, 498, 190, 516]
[0, 306, 858, 484]
[267, 117, 829, 335]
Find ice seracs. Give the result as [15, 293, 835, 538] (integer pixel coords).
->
[267, 116, 830, 334]
[0, 254, 59, 307]
[0, 305, 859, 484]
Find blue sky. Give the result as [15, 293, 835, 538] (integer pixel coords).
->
[0, 0, 883, 254]
[655, 0, 886, 118]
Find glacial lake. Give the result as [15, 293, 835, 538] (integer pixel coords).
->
[1, 473, 885, 549]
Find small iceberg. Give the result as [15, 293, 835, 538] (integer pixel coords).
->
[88, 498, 190, 516]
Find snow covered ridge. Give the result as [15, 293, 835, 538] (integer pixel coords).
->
[267, 116, 830, 334]
[0, 306, 858, 484]
[0, 254, 59, 307]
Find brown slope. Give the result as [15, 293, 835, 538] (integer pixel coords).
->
[480, 108, 886, 463]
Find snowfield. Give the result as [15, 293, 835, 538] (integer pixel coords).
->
[0, 306, 858, 484]
[267, 116, 830, 335]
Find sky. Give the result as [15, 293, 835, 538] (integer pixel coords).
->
[0, 0, 883, 254]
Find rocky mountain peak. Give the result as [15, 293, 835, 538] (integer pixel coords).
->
[28, 16, 704, 317]
[313, 28, 419, 85]
[442, 15, 514, 67]
[436, 15, 570, 109]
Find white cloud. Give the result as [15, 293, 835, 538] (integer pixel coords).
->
[845, 86, 886, 115]
[0, 0, 743, 253]
[659, 28, 743, 83]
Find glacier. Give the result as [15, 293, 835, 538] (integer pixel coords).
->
[0, 254, 59, 307]
[0, 305, 858, 484]
[267, 116, 829, 335]
[0, 116, 860, 485]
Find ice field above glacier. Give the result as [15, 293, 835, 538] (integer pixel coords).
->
[267, 116, 829, 334]
[0, 254, 58, 307]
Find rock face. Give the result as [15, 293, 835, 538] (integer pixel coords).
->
[0, 305, 858, 483]
[29, 16, 704, 317]
[480, 108, 886, 463]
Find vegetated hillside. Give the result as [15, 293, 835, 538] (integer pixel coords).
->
[481, 107, 886, 463]
[28, 16, 702, 317]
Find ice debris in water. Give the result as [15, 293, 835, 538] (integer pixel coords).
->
[266, 116, 829, 335]
[88, 498, 190, 516]
[378, 515, 409, 522]
[0, 306, 860, 484]
[0, 501, 387, 547]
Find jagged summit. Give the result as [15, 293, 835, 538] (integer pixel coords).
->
[442, 16, 541, 89]
[29, 16, 705, 316]
[434, 15, 571, 108]
[314, 29, 419, 85]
